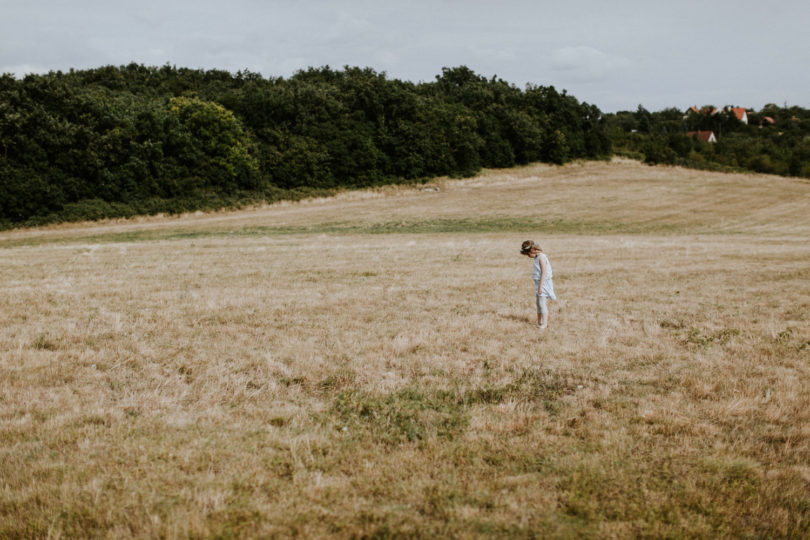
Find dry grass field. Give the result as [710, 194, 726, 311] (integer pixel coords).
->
[2, 159, 809, 538]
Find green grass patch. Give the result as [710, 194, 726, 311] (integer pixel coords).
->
[330, 369, 576, 445]
[0, 217, 710, 249]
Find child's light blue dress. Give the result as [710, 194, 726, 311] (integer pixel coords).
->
[532, 253, 557, 300]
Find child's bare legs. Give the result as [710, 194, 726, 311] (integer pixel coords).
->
[536, 295, 548, 329]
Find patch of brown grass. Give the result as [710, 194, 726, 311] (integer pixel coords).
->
[1, 160, 809, 537]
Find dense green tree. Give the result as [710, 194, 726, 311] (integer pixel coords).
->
[635, 105, 653, 134]
[166, 96, 260, 192]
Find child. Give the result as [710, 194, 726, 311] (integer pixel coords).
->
[520, 240, 556, 329]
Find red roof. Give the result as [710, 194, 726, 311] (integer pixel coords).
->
[687, 106, 718, 115]
[730, 107, 747, 121]
[687, 130, 716, 143]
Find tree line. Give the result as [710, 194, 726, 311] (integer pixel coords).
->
[0, 64, 609, 228]
[3, 63, 808, 228]
[605, 105, 810, 177]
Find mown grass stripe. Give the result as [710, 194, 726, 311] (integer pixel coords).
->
[0, 218, 722, 248]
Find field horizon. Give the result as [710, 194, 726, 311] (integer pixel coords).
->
[2, 159, 809, 538]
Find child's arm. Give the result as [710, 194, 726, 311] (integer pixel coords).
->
[539, 255, 548, 290]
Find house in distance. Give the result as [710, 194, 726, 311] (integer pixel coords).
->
[686, 130, 718, 143]
[686, 105, 748, 125]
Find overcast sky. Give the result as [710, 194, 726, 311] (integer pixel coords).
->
[2, 0, 808, 112]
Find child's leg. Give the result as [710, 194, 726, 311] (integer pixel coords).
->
[536, 295, 548, 328]
[535, 294, 548, 328]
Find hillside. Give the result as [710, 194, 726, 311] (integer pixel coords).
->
[3, 158, 809, 245]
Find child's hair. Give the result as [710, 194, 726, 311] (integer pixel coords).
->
[520, 240, 541, 255]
